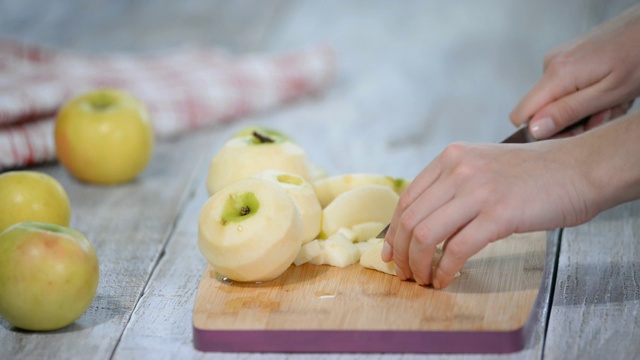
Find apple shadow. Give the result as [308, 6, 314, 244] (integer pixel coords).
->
[0, 292, 125, 334]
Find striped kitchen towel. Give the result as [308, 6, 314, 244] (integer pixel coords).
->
[0, 39, 336, 170]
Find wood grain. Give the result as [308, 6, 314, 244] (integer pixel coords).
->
[544, 201, 640, 359]
[192, 232, 547, 353]
[1, 0, 638, 359]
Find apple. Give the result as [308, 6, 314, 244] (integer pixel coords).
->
[354, 237, 384, 257]
[252, 170, 321, 244]
[198, 178, 303, 282]
[313, 173, 411, 208]
[0, 222, 99, 331]
[351, 222, 386, 243]
[320, 184, 399, 238]
[205, 129, 311, 196]
[360, 241, 396, 276]
[359, 240, 460, 280]
[231, 126, 294, 141]
[0, 171, 71, 233]
[55, 88, 154, 185]
[320, 232, 361, 267]
[294, 239, 323, 266]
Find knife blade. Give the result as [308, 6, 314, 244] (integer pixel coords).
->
[375, 118, 590, 239]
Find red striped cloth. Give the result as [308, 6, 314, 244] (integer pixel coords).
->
[0, 39, 336, 170]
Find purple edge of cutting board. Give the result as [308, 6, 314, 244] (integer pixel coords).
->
[193, 233, 555, 354]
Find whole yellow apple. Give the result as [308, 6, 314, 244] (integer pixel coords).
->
[0, 222, 99, 331]
[55, 89, 154, 185]
[0, 171, 71, 233]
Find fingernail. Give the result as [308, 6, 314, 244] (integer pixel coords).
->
[432, 278, 441, 289]
[394, 265, 406, 280]
[381, 241, 392, 261]
[529, 116, 555, 139]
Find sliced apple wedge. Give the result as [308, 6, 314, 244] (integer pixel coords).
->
[294, 239, 324, 266]
[313, 173, 411, 208]
[198, 178, 303, 282]
[355, 237, 384, 257]
[252, 170, 321, 244]
[321, 184, 399, 238]
[360, 242, 396, 276]
[360, 241, 460, 280]
[351, 222, 386, 242]
[321, 233, 361, 268]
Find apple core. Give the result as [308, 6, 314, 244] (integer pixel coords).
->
[221, 192, 260, 224]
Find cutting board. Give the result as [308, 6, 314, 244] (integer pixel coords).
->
[193, 231, 551, 354]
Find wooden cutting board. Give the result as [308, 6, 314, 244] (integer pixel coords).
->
[193, 231, 551, 354]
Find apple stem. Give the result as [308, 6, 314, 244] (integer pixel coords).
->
[252, 131, 274, 143]
[239, 206, 250, 216]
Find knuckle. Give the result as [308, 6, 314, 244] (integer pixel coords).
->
[440, 142, 469, 163]
[397, 191, 413, 212]
[399, 210, 418, 232]
[443, 240, 467, 261]
[412, 223, 432, 246]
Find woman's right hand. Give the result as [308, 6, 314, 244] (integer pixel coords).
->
[510, 4, 640, 140]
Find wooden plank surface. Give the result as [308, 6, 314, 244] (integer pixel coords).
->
[544, 201, 640, 359]
[1, 0, 639, 359]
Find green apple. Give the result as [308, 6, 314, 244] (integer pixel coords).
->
[0, 222, 99, 331]
[198, 178, 303, 282]
[55, 88, 154, 185]
[0, 171, 71, 233]
[205, 129, 311, 196]
[320, 184, 399, 238]
[252, 170, 321, 244]
[313, 173, 412, 208]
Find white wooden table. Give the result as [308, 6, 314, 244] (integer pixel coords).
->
[1, 1, 639, 359]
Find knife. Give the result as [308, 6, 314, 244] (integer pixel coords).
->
[375, 118, 589, 239]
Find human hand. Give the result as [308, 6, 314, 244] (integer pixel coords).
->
[510, 5, 640, 139]
[380, 139, 600, 289]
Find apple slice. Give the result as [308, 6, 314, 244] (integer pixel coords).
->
[321, 233, 361, 268]
[360, 241, 460, 280]
[351, 222, 386, 242]
[321, 185, 399, 238]
[293, 239, 323, 266]
[360, 242, 396, 276]
[313, 173, 411, 208]
[206, 130, 311, 196]
[355, 237, 384, 257]
[198, 178, 303, 282]
[252, 170, 321, 244]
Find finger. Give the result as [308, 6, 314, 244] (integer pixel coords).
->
[391, 169, 462, 281]
[432, 213, 509, 289]
[610, 100, 635, 120]
[408, 198, 478, 286]
[383, 158, 443, 262]
[388, 214, 413, 281]
[528, 80, 617, 139]
[585, 109, 611, 131]
[509, 69, 584, 127]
